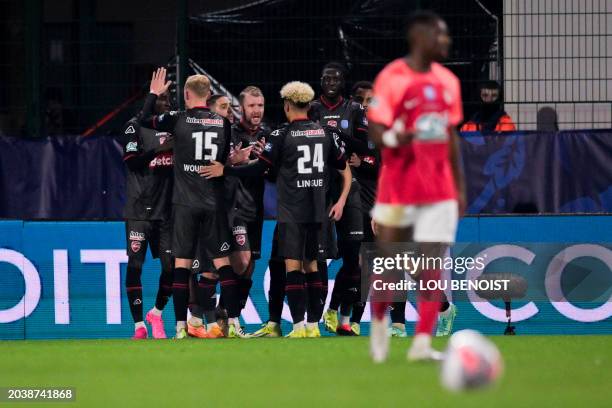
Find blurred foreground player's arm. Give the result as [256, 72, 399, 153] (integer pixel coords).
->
[139, 68, 177, 132]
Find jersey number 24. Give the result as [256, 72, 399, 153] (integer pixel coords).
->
[297, 143, 324, 174]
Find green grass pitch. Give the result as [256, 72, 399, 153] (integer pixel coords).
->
[1, 336, 610, 407]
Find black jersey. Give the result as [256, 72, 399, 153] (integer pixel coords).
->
[308, 96, 369, 157]
[139, 93, 232, 210]
[258, 119, 346, 223]
[354, 149, 380, 213]
[122, 118, 173, 220]
[226, 122, 271, 221]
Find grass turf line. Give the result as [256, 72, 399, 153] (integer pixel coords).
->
[0, 336, 609, 408]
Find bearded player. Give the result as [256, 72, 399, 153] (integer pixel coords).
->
[367, 11, 466, 362]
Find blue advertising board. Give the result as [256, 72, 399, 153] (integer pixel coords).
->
[1, 216, 611, 339]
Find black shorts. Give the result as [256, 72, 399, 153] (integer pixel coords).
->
[336, 203, 364, 243]
[191, 238, 215, 275]
[172, 204, 232, 260]
[277, 222, 321, 261]
[319, 215, 338, 260]
[362, 213, 375, 243]
[125, 219, 172, 262]
[229, 216, 263, 260]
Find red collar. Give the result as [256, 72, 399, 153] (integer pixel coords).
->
[192, 105, 208, 109]
[320, 95, 343, 111]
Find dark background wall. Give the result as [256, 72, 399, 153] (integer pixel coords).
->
[1, 0, 502, 137]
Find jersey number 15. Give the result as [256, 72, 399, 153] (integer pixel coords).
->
[192, 131, 218, 161]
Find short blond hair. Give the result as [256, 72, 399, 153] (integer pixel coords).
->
[280, 81, 314, 108]
[185, 75, 211, 98]
[239, 86, 264, 105]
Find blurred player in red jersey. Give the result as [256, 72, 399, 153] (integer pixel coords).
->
[366, 11, 466, 362]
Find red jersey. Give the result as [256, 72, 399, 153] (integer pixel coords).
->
[368, 59, 463, 205]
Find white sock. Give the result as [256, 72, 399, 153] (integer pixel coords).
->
[206, 322, 219, 331]
[412, 333, 432, 349]
[267, 321, 278, 328]
[135, 321, 146, 330]
[340, 315, 350, 326]
[150, 307, 163, 316]
[392, 322, 405, 330]
[228, 318, 240, 328]
[293, 321, 305, 331]
[306, 322, 318, 330]
[188, 316, 203, 327]
[176, 321, 186, 330]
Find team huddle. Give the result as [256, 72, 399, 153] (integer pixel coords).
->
[121, 11, 465, 362]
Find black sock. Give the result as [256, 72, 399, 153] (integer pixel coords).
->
[197, 275, 218, 323]
[238, 276, 253, 310]
[329, 265, 348, 311]
[306, 271, 324, 323]
[351, 301, 366, 324]
[188, 273, 201, 318]
[318, 261, 328, 305]
[126, 265, 143, 323]
[285, 270, 306, 323]
[390, 301, 406, 324]
[268, 258, 286, 323]
[218, 265, 241, 318]
[173, 267, 190, 322]
[155, 254, 173, 310]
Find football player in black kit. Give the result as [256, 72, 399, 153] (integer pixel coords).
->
[139, 68, 241, 340]
[200, 81, 350, 338]
[226, 86, 269, 315]
[309, 62, 370, 335]
[122, 91, 174, 340]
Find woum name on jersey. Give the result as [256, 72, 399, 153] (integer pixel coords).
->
[183, 164, 205, 172]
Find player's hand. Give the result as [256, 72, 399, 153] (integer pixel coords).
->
[329, 199, 345, 221]
[252, 137, 265, 156]
[348, 153, 361, 167]
[198, 161, 224, 179]
[397, 131, 415, 145]
[229, 143, 253, 165]
[150, 67, 172, 96]
[155, 136, 174, 153]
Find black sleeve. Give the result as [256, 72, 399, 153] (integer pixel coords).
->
[328, 129, 347, 170]
[219, 118, 233, 163]
[121, 119, 158, 171]
[138, 93, 178, 131]
[355, 150, 380, 177]
[224, 159, 269, 177]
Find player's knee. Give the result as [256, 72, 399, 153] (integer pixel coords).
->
[175, 258, 192, 269]
[212, 256, 231, 270]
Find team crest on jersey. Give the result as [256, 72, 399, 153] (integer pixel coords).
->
[130, 240, 142, 253]
[424, 85, 437, 101]
[235, 234, 246, 246]
[129, 231, 146, 241]
[125, 125, 136, 134]
[126, 142, 138, 152]
[264, 142, 273, 152]
[363, 156, 375, 165]
[327, 120, 337, 128]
